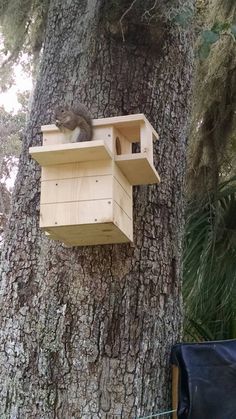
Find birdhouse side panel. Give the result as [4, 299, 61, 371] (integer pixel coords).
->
[113, 202, 133, 242]
[113, 178, 132, 219]
[113, 163, 132, 197]
[111, 162, 133, 242]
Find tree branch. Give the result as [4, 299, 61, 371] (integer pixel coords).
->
[119, 0, 138, 42]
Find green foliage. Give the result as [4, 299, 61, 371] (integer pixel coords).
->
[17, 90, 30, 113]
[0, 0, 31, 53]
[183, 177, 236, 341]
[185, 318, 215, 342]
[211, 21, 231, 32]
[0, 103, 27, 230]
[0, 61, 15, 91]
[188, 0, 236, 196]
[201, 29, 219, 43]
[0, 0, 50, 87]
[198, 29, 219, 59]
[198, 21, 236, 60]
[0, 104, 26, 163]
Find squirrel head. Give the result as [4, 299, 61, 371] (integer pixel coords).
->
[55, 105, 78, 130]
[55, 104, 70, 119]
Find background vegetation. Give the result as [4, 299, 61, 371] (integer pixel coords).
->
[184, 0, 236, 341]
[0, 98, 27, 241]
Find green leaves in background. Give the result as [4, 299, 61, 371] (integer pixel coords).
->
[198, 21, 236, 60]
[183, 177, 236, 341]
[202, 29, 219, 44]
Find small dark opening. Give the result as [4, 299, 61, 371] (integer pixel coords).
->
[132, 142, 140, 153]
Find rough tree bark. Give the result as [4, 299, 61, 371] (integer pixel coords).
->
[0, 1, 194, 418]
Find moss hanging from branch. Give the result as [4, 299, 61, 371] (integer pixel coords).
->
[0, 0, 50, 57]
[187, 0, 236, 198]
[0, 0, 50, 87]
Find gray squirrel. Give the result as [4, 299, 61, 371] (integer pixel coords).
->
[55, 103, 93, 142]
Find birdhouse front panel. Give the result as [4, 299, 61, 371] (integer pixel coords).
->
[39, 159, 133, 246]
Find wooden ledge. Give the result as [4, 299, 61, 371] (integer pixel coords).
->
[115, 153, 160, 185]
[29, 140, 113, 166]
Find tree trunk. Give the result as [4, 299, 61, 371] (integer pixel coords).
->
[0, 1, 194, 418]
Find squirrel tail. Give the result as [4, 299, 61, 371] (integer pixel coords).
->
[77, 119, 93, 142]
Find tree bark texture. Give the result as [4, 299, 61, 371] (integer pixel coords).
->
[0, 1, 193, 418]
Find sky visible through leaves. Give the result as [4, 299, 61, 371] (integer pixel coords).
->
[0, 55, 32, 112]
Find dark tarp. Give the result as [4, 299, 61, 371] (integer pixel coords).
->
[171, 340, 236, 419]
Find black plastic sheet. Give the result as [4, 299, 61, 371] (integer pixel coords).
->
[171, 340, 236, 419]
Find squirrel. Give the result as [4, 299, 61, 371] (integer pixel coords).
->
[55, 103, 93, 142]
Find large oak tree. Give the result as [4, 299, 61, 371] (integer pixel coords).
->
[0, 1, 194, 417]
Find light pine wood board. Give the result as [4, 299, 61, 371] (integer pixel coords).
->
[40, 199, 114, 228]
[113, 127, 132, 155]
[42, 126, 114, 146]
[42, 130, 72, 145]
[41, 160, 113, 181]
[92, 114, 159, 141]
[93, 126, 113, 142]
[40, 198, 132, 231]
[115, 153, 160, 185]
[113, 201, 133, 241]
[113, 162, 132, 196]
[40, 176, 132, 219]
[41, 114, 159, 144]
[41, 160, 132, 197]
[40, 175, 113, 204]
[44, 222, 132, 246]
[41, 124, 135, 156]
[29, 140, 112, 166]
[113, 178, 132, 219]
[140, 123, 154, 164]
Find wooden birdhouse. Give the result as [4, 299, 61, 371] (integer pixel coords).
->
[29, 114, 160, 246]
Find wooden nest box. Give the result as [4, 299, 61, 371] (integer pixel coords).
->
[29, 114, 160, 246]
